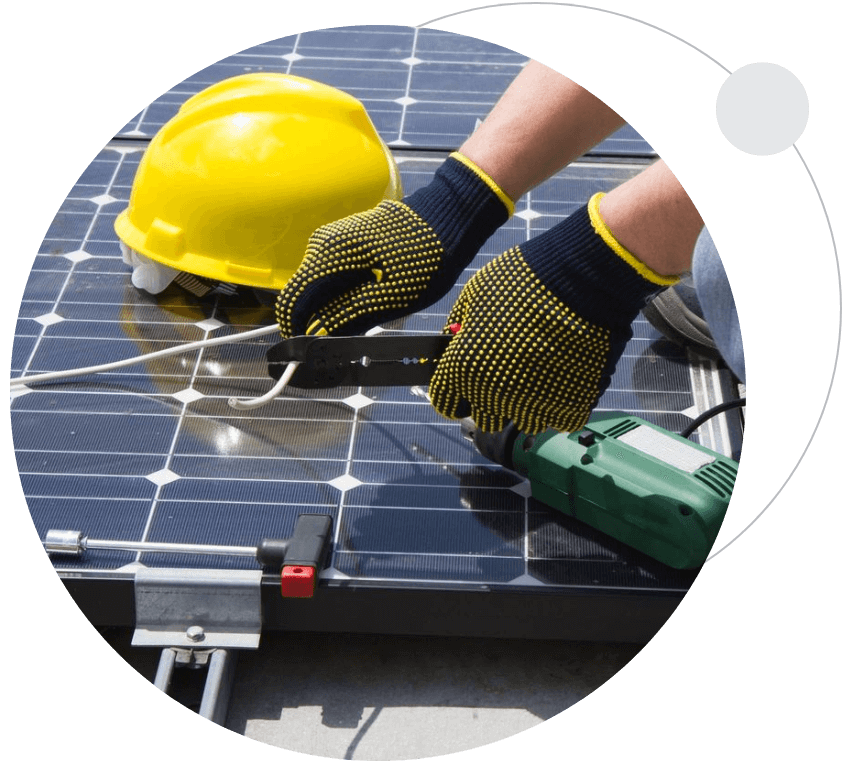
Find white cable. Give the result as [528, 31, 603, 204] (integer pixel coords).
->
[227, 361, 300, 410]
[9, 324, 281, 388]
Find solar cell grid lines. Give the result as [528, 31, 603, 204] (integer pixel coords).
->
[118, 27, 653, 155]
[10, 26, 733, 639]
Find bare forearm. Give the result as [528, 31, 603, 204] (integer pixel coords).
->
[598, 160, 704, 276]
[459, 61, 625, 201]
[458, 62, 702, 277]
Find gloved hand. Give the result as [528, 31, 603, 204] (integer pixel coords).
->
[428, 193, 681, 434]
[275, 152, 513, 338]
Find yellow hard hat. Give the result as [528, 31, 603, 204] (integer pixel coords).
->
[115, 73, 402, 293]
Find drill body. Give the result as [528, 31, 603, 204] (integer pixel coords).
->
[468, 412, 738, 569]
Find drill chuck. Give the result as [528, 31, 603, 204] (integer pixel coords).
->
[461, 418, 520, 469]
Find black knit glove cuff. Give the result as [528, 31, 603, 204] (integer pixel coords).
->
[404, 152, 513, 282]
[522, 193, 679, 330]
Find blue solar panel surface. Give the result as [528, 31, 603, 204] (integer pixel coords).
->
[119, 27, 654, 156]
[12, 27, 706, 613]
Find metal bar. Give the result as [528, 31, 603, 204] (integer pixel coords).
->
[83, 538, 256, 558]
[153, 648, 177, 694]
[153, 647, 237, 725]
[44, 529, 256, 559]
[198, 649, 238, 726]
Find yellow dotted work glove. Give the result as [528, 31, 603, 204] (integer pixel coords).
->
[275, 152, 513, 337]
[429, 193, 680, 434]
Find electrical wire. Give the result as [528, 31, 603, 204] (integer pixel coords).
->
[10, 320, 302, 412]
[679, 397, 746, 439]
[227, 361, 300, 410]
[9, 323, 281, 388]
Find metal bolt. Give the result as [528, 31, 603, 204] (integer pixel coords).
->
[186, 625, 206, 642]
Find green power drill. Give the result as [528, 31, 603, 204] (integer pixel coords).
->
[265, 335, 740, 570]
[464, 412, 739, 569]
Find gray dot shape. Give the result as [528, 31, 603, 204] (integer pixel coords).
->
[716, 62, 809, 155]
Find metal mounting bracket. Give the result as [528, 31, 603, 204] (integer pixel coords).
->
[132, 568, 263, 650]
[45, 514, 334, 727]
[131, 567, 263, 727]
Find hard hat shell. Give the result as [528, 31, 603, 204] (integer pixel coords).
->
[115, 73, 402, 291]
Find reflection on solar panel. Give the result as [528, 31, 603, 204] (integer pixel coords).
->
[11, 26, 739, 642]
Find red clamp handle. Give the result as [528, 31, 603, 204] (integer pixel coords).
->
[280, 565, 316, 598]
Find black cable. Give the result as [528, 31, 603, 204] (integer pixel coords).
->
[680, 398, 746, 439]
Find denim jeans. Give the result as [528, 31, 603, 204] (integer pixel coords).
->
[692, 228, 745, 383]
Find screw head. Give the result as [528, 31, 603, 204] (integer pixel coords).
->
[186, 625, 205, 642]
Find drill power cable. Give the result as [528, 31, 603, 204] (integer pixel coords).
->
[8, 323, 297, 410]
[679, 397, 747, 438]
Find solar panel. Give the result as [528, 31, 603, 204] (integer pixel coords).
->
[11, 27, 739, 643]
[118, 27, 654, 156]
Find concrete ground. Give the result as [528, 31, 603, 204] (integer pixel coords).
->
[101, 627, 643, 760]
